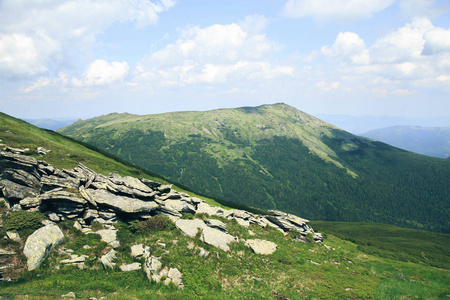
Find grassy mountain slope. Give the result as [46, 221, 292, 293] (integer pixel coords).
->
[58, 104, 450, 233]
[1, 111, 449, 299]
[361, 126, 450, 158]
[0, 112, 221, 208]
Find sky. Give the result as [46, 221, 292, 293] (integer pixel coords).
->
[1, 0, 450, 120]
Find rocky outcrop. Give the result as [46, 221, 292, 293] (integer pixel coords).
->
[1, 148, 324, 275]
[23, 224, 65, 270]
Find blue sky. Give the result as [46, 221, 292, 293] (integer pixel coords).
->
[1, 0, 449, 120]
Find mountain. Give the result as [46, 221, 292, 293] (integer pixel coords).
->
[317, 114, 450, 135]
[1, 111, 449, 299]
[361, 126, 450, 158]
[58, 104, 450, 233]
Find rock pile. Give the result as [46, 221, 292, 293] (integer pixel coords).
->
[0, 147, 324, 282]
[0, 149, 322, 243]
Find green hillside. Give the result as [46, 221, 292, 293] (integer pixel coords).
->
[361, 126, 450, 158]
[1, 111, 449, 299]
[58, 104, 450, 233]
[0, 112, 221, 208]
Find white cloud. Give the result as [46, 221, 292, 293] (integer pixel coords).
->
[370, 17, 433, 64]
[137, 21, 292, 86]
[422, 27, 450, 55]
[0, 34, 47, 78]
[0, 0, 175, 79]
[72, 59, 129, 86]
[316, 17, 450, 95]
[282, 0, 395, 21]
[321, 32, 370, 65]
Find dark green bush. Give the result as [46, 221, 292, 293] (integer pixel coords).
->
[2, 211, 45, 232]
[128, 215, 174, 234]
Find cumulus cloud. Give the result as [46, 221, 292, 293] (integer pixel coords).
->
[281, 0, 394, 21]
[422, 27, 450, 55]
[370, 17, 434, 64]
[0, 0, 175, 79]
[321, 32, 369, 65]
[72, 59, 129, 87]
[317, 17, 450, 94]
[136, 21, 293, 86]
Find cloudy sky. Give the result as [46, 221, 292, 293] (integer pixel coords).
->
[1, 0, 449, 120]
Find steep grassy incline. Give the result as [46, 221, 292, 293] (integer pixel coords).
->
[0, 112, 221, 208]
[58, 104, 450, 233]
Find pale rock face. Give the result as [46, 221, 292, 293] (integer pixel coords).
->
[23, 224, 65, 270]
[245, 239, 278, 255]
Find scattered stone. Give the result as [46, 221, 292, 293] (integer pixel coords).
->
[6, 231, 21, 243]
[120, 262, 141, 272]
[23, 224, 65, 270]
[164, 268, 183, 289]
[397, 273, 405, 280]
[306, 259, 321, 266]
[100, 249, 116, 269]
[96, 229, 119, 248]
[37, 147, 51, 155]
[61, 292, 76, 298]
[143, 256, 162, 282]
[245, 239, 278, 255]
[345, 288, 353, 291]
[198, 247, 209, 258]
[248, 230, 256, 236]
[252, 276, 263, 281]
[131, 244, 149, 258]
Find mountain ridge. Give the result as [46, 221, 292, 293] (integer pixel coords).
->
[58, 104, 450, 233]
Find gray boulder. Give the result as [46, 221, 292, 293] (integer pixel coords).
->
[23, 224, 65, 270]
[120, 262, 141, 272]
[201, 226, 237, 252]
[245, 239, 278, 255]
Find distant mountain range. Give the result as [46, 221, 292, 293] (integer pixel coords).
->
[58, 103, 450, 233]
[22, 118, 78, 131]
[317, 114, 450, 135]
[361, 126, 450, 158]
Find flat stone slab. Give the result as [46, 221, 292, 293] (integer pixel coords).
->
[87, 189, 158, 214]
[120, 262, 142, 272]
[245, 239, 278, 255]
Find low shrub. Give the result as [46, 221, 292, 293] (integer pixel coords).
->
[2, 211, 45, 232]
[128, 215, 175, 234]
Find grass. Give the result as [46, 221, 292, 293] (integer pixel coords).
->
[1, 112, 449, 299]
[310, 221, 450, 269]
[1, 216, 448, 299]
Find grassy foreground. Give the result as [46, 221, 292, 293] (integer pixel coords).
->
[1, 216, 449, 299]
[1, 112, 449, 299]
